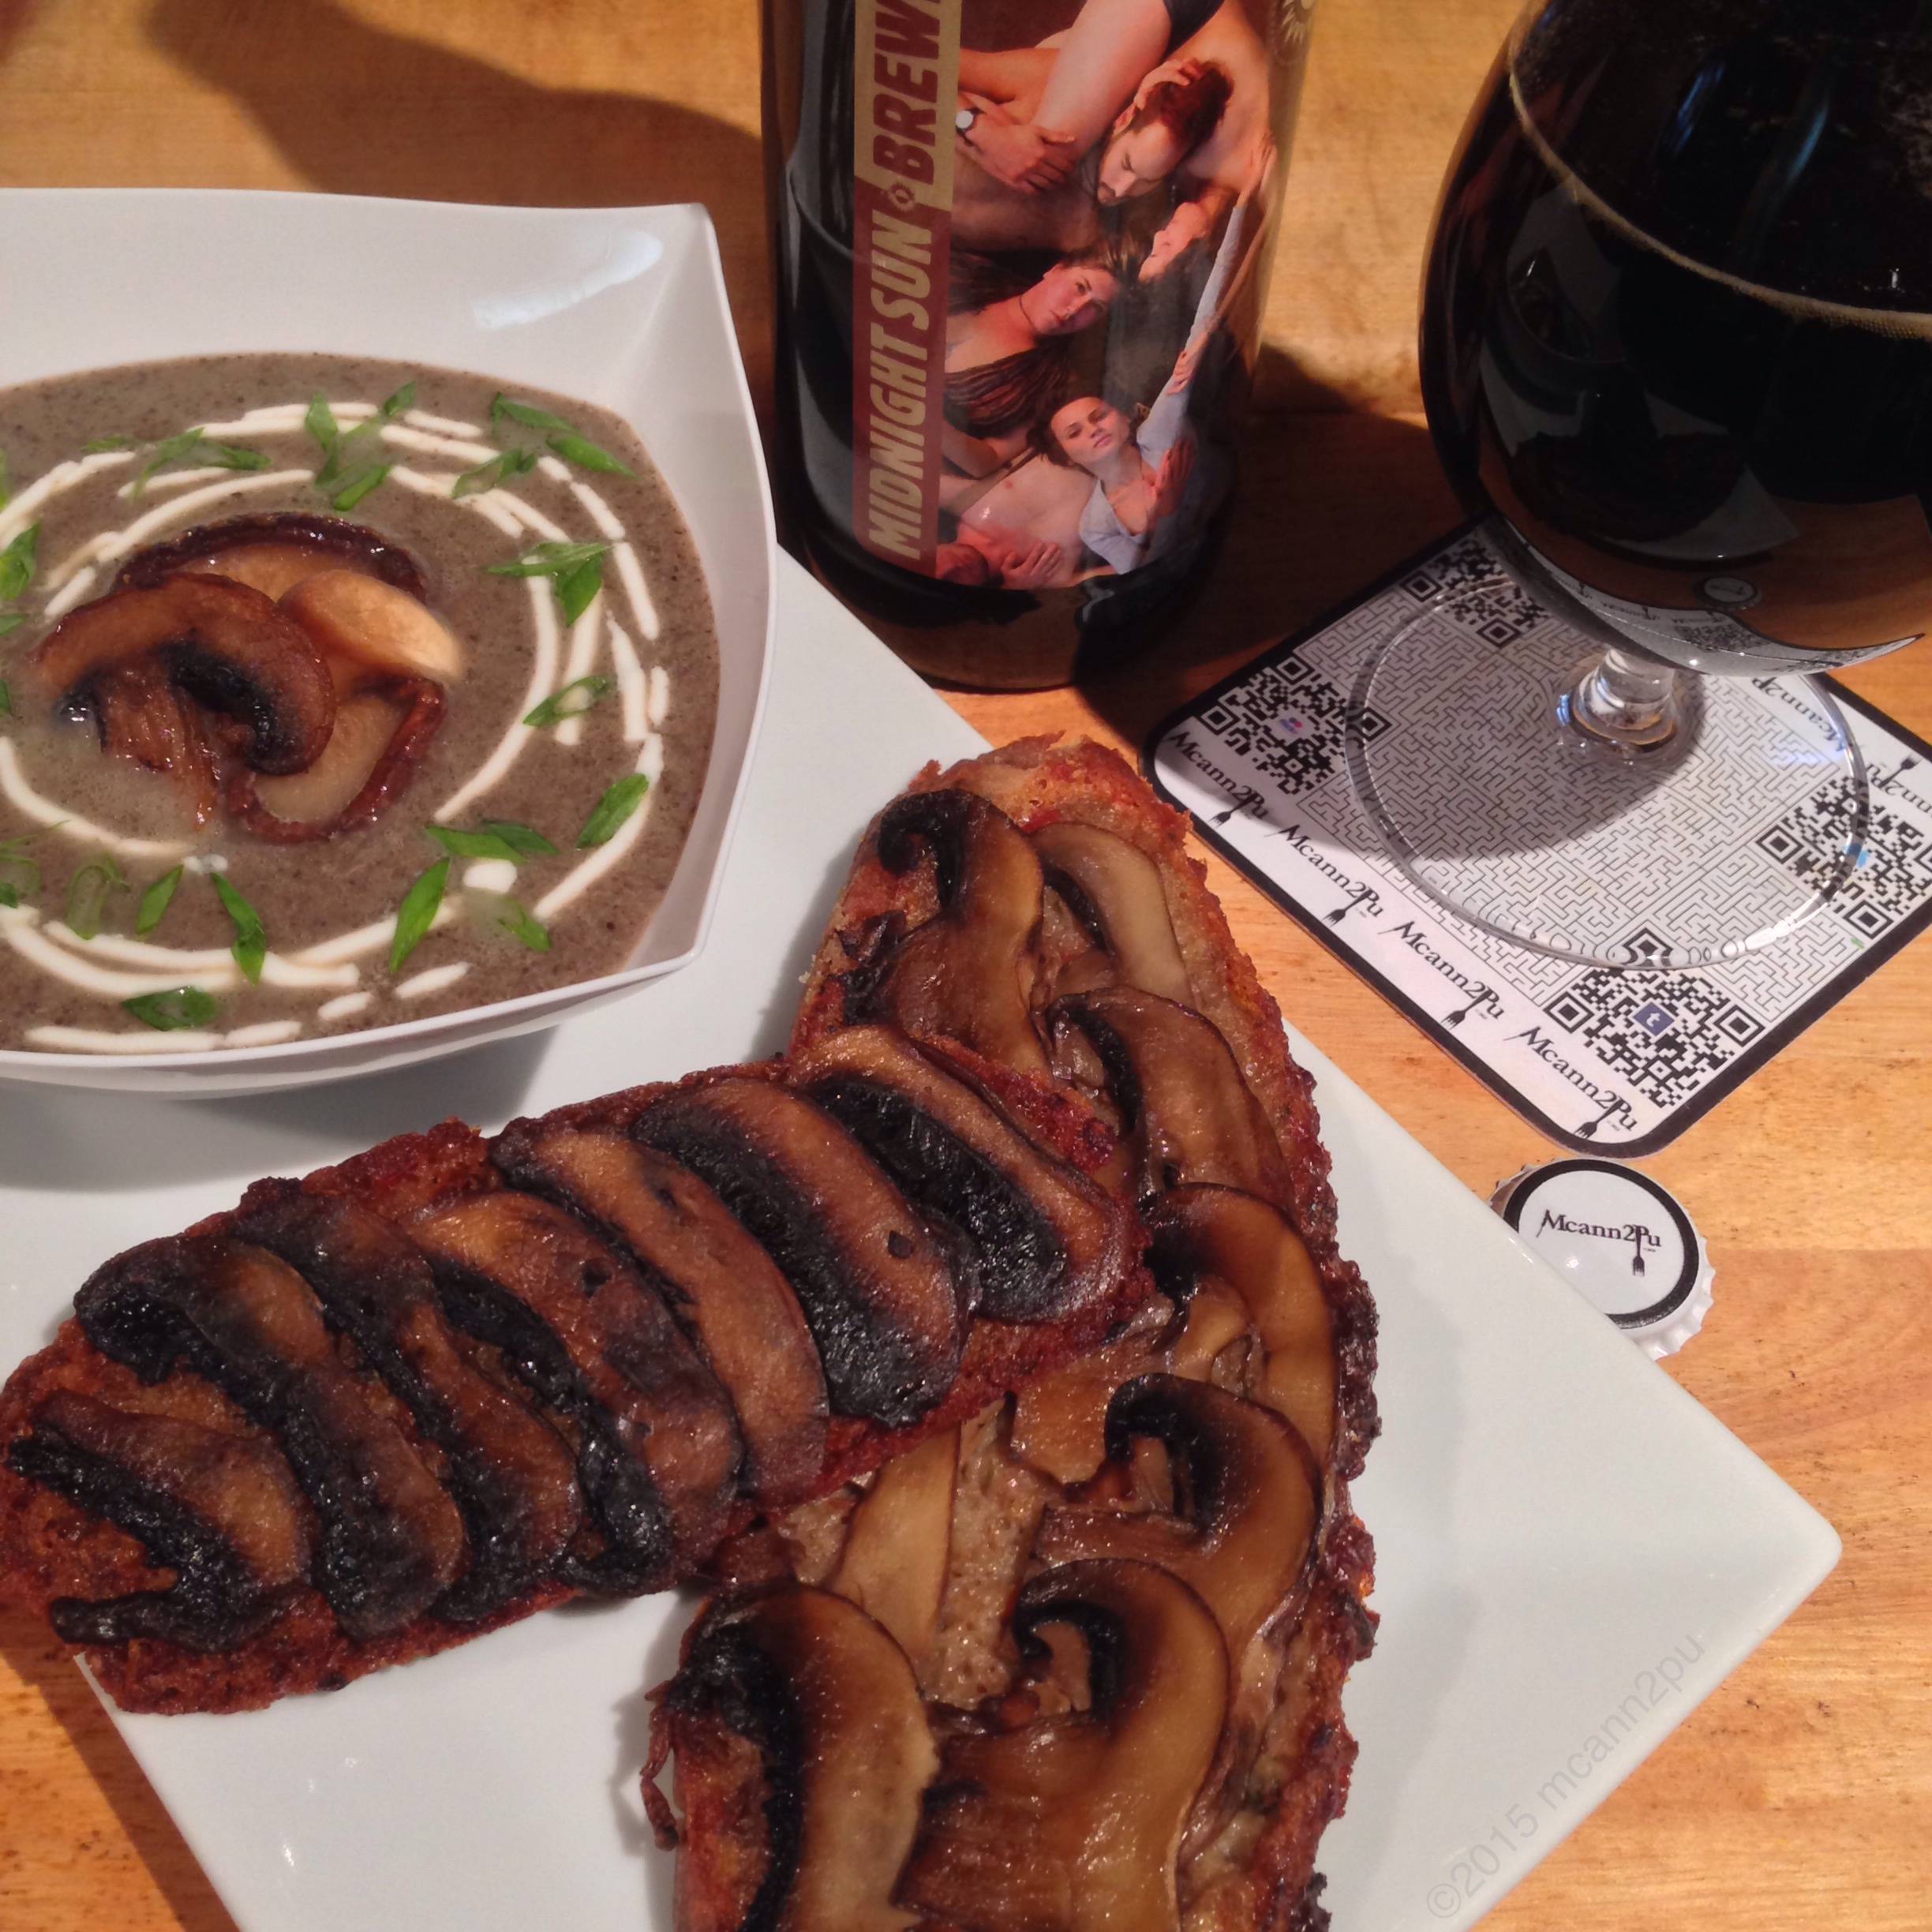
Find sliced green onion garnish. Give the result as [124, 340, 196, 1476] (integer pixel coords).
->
[546, 432, 631, 476]
[485, 539, 609, 579]
[480, 818, 557, 856]
[130, 428, 206, 499]
[331, 462, 395, 512]
[452, 446, 537, 500]
[122, 986, 218, 1031]
[137, 864, 184, 935]
[426, 824, 523, 862]
[0, 523, 38, 601]
[305, 391, 339, 451]
[523, 676, 612, 728]
[64, 853, 128, 940]
[211, 872, 267, 983]
[390, 858, 450, 972]
[578, 773, 650, 848]
[494, 898, 551, 952]
[491, 394, 575, 437]
[556, 556, 604, 623]
[201, 442, 271, 473]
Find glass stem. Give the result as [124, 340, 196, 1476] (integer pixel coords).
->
[1561, 646, 1682, 753]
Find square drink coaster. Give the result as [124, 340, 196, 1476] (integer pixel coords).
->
[1146, 526, 1932, 1154]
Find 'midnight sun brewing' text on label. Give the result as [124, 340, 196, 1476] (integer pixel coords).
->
[852, 0, 961, 571]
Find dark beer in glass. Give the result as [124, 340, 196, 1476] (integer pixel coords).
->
[1344, 0, 1930, 968]
[1422, 0, 1932, 681]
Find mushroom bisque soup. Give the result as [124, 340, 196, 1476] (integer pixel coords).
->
[0, 352, 719, 1054]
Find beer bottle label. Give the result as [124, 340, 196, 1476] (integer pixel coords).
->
[848, 0, 1313, 595]
[852, 0, 964, 572]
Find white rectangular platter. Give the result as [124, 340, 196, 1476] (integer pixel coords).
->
[0, 558, 1838, 1931]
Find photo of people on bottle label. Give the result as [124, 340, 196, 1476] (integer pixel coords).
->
[851, 0, 1311, 638]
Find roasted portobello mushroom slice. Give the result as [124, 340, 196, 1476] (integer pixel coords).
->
[492, 1117, 829, 1504]
[791, 1025, 1133, 1325]
[632, 1079, 971, 1428]
[6, 1392, 312, 1652]
[897, 1557, 1230, 1932]
[846, 791, 1050, 1079]
[414, 1191, 742, 1593]
[653, 1585, 938, 1932]
[72, 1234, 465, 1640]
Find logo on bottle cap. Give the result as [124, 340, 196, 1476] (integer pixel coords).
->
[1491, 1159, 1713, 1358]
[1698, 574, 1760, 609]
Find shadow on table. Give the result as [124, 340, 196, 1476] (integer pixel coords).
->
[0, 0, 34, 65]
[143, 0, 770, 395]
[0, 1028, 553, 1196]
[1076, 354, 1462, 747]
[0, 1604, 241, 1932]
[1077, 366, 1720, 856]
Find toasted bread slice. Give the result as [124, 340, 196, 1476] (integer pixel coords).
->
[656, 739, 1377, 1932]
[0, 1055, 1148, 1713]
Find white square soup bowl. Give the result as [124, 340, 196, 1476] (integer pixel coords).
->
[0, 189, 773, 1096]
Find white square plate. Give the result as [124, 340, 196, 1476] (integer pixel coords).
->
[0, 189, 774, 1095]
[0, 560, 1837, 1930]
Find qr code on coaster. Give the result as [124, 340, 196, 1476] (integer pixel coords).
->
[1195, 653, 1387, 799]
[1397, 535, 1544, 648]
[1544, 935, 1767, 1110]
[1758, 777, 1932, 941]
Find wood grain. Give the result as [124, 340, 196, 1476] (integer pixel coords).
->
[1, 3, 1927, 1930]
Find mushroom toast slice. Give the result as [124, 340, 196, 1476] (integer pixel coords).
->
[657, 739, 1378, 1932]
[0, 1041, 1151, 1713]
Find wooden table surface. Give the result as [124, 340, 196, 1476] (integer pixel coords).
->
[0, 2, 1926, 1928]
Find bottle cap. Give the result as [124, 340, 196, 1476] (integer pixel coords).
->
[1490, 1159, 1713, 1359]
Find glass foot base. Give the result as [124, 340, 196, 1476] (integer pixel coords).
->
[1556, 652, 1682, 756]
[1344, 612, 1870, 972]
